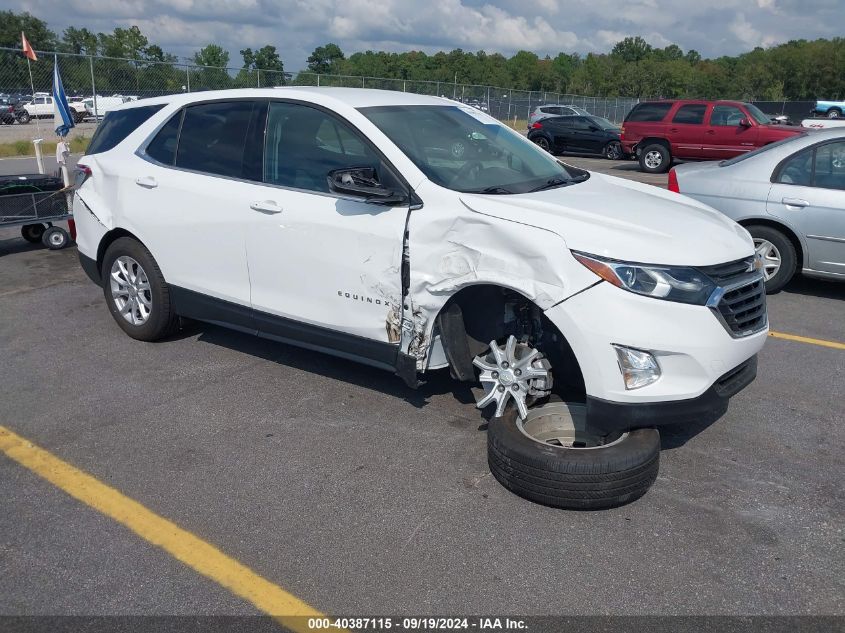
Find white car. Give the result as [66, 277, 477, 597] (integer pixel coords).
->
[73, 88, 767, 509]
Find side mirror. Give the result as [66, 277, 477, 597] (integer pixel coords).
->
[739, 118, 751, 127]
[327, 167, 407, 205]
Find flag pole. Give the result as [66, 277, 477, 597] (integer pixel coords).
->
[26, 55, 42, 138]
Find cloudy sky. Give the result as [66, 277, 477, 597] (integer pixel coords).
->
[4, 0, 841, 69]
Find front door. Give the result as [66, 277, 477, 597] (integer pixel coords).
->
[768, 140, 845, 276]
[704, 104, 759, 158]
[243, 100, 410, 365]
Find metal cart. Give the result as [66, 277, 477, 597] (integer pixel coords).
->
[0, 173, 72, 249]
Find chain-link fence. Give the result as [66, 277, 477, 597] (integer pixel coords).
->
[0, 47, 818, 134]
[0, 47, 643, 126]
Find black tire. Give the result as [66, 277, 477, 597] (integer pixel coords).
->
[101, 237, 178, 342]
[746, 224, 797, 293]
[73, 111, 85, 123]
[638, 142, 671, 173]
[533, 136, 552, 153]
[41, 226, 69, 250]
[488, 408, 660, 510]
[17, 112, 30, 124]
[827, 108, 841, 119]
[603, 141, 622, 160]
[21, 223, 47, 243]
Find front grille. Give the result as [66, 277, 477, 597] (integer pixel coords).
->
[697, 256, 755, 285]
[714, 277, 767, 337]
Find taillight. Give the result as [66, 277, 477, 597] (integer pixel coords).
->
[531, 122, 543, 129]
[668, 167, 679, 193]
[619, 126, 625, 140]
[74, 164, 92, 188]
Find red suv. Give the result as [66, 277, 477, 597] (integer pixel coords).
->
[621, 100, 803, 173]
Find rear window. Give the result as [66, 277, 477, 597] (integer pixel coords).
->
[86, 105, 164, 155]
[145, 111, 183, 165]
[625, 102, 672, 123]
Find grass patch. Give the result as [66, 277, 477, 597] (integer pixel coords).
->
[0, 135, 91, 158]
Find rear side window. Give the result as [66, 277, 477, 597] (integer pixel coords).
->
[672, 104, 706, 125]
[175, 101, 263, 179]
[776, 149, 813, 186]
[86, 105, 164, 155]
[145, 111, 182, 165]
[625, 102, 672, 122]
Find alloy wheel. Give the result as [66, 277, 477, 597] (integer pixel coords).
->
[473, 335, 552, 419]
[110, 256, 152, 325]
[644, 150, 663, 169]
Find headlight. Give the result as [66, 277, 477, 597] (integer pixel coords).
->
[572, 252, 716, 305]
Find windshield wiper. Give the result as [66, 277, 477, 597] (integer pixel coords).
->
[529, 177, 572, 192]
[465, 186, 514, 194]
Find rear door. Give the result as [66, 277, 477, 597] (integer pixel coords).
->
[768, 140, 845, 275]
[564, 116, 594, 152]
[546, 117, 574, 153]
[127, 99, 265, 315]
[667, 103, 707, 159]
[703, 104, 759, 158]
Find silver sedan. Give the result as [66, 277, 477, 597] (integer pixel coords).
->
[672, 128, 845, 292]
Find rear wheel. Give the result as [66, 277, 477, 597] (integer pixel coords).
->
[827, 108, 841, 119]
[747, 225, 797, 293]
[639, 143, 670, 173]
[102, 237, 178, 341]
[533, 136, 551, 153]
[42, 226, 69, 249]
[17, 112, 30, 124]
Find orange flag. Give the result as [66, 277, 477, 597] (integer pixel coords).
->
[21, 32, 37, 61]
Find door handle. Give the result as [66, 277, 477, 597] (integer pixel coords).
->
[706, 129, 715, 135]
[135, 176, 158, 189]
[249, 200, 283, 214]
[669, 128, 679, 133]
[782, 197, 809, 208]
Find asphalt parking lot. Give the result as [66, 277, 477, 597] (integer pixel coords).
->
[1, 156, 843, 623]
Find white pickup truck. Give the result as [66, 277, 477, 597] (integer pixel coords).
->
[23, 95, 86, 123]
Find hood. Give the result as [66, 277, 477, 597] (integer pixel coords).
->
[460, 171, 753, 266]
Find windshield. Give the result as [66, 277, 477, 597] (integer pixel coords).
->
[360, 105, 581, 194]
[591, 116, 617, 130]
[720, 132, 808, 166]
[744, 103, 771, 125]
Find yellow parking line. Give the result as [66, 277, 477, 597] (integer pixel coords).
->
[0, 425, 331, 632]
[769, 331, 845, 351]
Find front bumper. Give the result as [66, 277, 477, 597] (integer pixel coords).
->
[586, 355, 757, 433]
[544, 280, 767, 431]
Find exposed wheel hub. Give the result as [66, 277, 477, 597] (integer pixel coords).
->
[473, 335, 553, 419]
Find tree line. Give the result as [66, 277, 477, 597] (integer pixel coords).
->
[2, 10, 842, 100]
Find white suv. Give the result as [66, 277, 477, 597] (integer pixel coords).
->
[73, 88, 768, 509]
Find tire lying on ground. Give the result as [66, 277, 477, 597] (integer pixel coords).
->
[487, 401, 660, 510]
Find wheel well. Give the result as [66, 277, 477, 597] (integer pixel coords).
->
[738, 219, 804, 267]
[638, 137, 670, 153]
[96, 228, 144, 274]
[435, 284, 586, 399]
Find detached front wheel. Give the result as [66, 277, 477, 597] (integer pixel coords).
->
[488, 401, 660, 509]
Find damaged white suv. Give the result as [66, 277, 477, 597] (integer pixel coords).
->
[74, 88, 767, 509]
